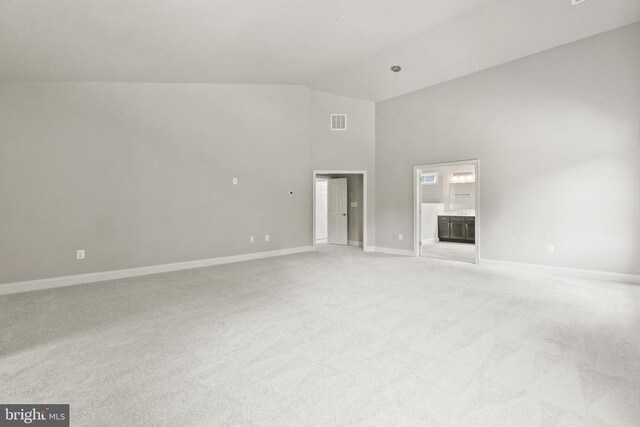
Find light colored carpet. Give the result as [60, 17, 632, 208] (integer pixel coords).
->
[421, 242, 476, 264]
[1, 245, 640, 426]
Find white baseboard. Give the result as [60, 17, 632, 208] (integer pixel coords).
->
[348, 240, 363, 247]
[0, 246, 315, 296]
[480, 258, 640, 285]
[372, 247, 415, 257]
[421, 238, 436, 245]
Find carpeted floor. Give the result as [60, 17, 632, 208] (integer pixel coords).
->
[421, 242, 476, 264]
[1, 245, 639, 426]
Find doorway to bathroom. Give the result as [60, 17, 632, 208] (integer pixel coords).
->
[313, 170, 367, 250]
[413, 160, 479, 264]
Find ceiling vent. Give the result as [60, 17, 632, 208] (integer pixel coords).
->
[330, 114, 347, 131]
[572, 0, 588, 5]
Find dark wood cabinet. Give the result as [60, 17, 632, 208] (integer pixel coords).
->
[438, 216, 475, 243]
[450, 217, 466, 240]
[466, 217, 475, 241]
[438, 217, 450, 239]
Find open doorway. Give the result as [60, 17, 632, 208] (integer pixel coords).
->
[313, 170, 367, 250]
[414, 160, 479, 264]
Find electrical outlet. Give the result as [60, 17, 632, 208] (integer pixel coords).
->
[546, 245, 554, 254]
[250, 236, 255, 243]
[76, 250, 85, 260]
[232, 177, 238, 185]
[350, 201, 357, 208]
[265, 235, 270, 242]
[398, 234, 403, 241]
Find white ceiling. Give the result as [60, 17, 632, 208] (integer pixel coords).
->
[1, 0, 638, 101]
[0, 0, 491, 85]
[311, 0, 640, 101]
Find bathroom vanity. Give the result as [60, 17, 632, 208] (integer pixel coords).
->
[438, 214, 475, 243]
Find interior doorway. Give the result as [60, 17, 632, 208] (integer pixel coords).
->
[315, 178, 328, 243]
[413, 160, 479, 264]
[313, 170, 367, 250]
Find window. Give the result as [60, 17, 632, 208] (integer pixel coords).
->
[421, 172, 437, 184]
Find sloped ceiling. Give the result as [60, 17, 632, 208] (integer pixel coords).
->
[1, 0, 638, 101]
[0, 0, 492, 85]
[311, 0, 640, 101]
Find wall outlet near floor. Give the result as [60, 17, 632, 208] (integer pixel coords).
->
[265, 235, 270, 242]
[250, 236, 255, 243]
[546, 245, 554, 254]
[398, 234, 403, 241]
[76, 249, 85, 260]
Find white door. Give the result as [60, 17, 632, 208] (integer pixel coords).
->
[328, 178, 348, 245]
[315, 180, 328, 241]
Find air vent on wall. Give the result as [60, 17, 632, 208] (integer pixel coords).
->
[330, 114, 347, 131]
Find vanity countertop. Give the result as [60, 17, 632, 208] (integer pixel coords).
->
[438, 211, 475, 217]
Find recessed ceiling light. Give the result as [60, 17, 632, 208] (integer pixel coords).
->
[572, 0, 588, 5]
[390, 65, 402, 73]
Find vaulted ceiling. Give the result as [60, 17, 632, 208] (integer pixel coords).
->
[312, 0, 640, 100]
[1, 0, 638, 101]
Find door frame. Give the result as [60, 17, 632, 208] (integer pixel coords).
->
[413, 160, 480, 264]
[312, 170, 367, 251]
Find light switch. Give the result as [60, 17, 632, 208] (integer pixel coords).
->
[232, 177, 238, 185]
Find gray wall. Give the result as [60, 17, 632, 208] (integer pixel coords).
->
[376, 23, 640, 275]
[0, 83, 376, 284]
[0, 83, 317, 284]
[311, 91, 376, 247]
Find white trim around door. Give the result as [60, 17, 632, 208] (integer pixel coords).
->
[413, 159, 480, 265]
[312, 170, 368, 251]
